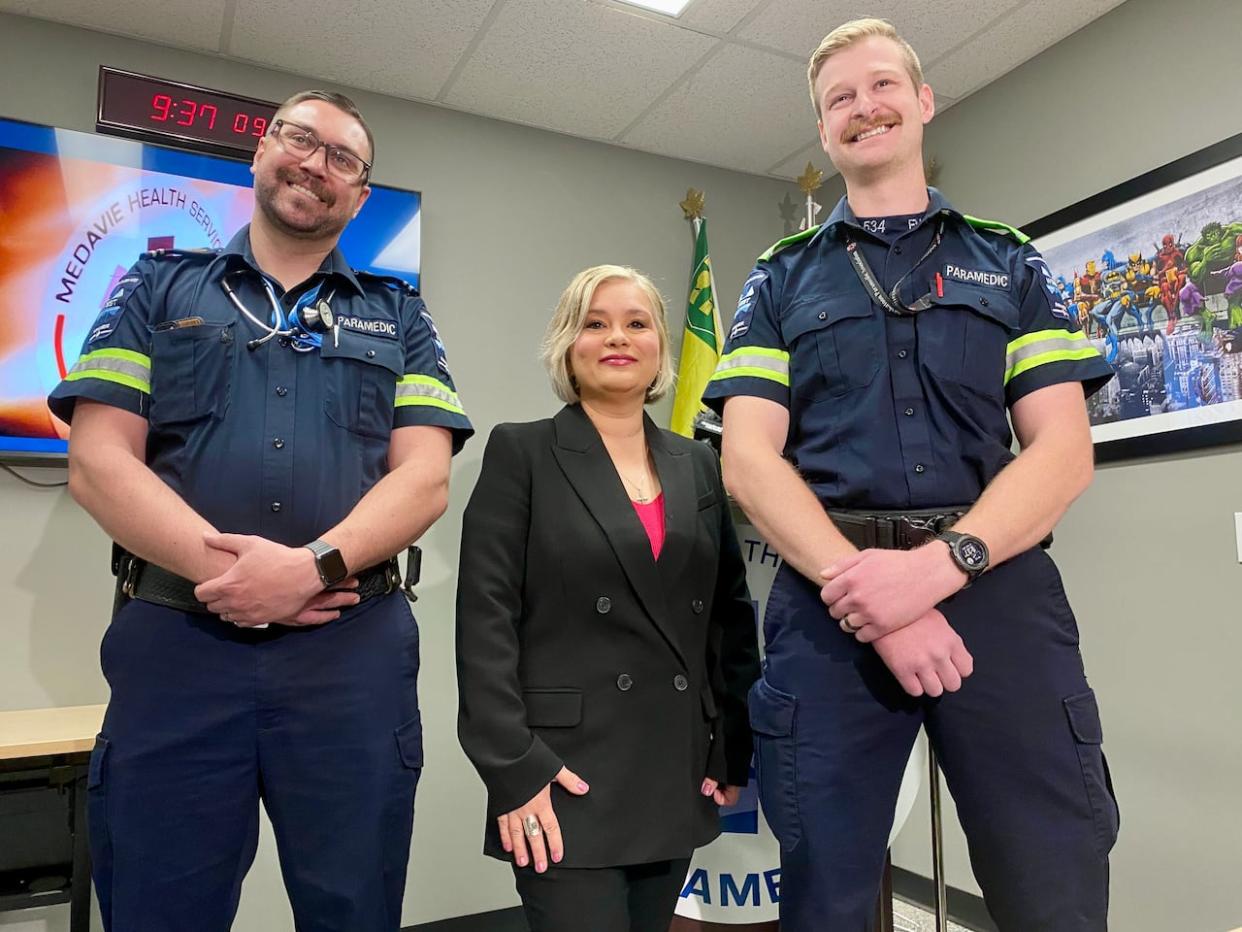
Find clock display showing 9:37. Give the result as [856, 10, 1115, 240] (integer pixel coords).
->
[97, 68, 279, 156]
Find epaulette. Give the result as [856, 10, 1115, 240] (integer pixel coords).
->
[758, 225, 821, 262]
[962, 215, 1030, 245]
[142, 247, 220, 260]
[356, 269, 420, 298]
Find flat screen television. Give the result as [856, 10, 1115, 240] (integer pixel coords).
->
[0, 115, 422, 465]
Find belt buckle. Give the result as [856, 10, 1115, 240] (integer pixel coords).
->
[898, 515, 942, 550]
[385, 558, 402, 595]
[120, 557, 141, 597]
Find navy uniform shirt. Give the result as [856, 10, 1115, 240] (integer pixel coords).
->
[702, 189, 1113, 510]
[49, 225, 474, 547]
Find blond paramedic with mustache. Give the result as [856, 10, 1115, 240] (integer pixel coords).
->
[701, 18, 1119, 932]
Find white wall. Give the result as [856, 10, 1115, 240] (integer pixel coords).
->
[888, 1, 1242, 930]
[0, 12, 790, 929]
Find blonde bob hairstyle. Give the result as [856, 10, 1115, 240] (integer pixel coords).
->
[807, 18, 924, 115]
[541, 265, 675, 405]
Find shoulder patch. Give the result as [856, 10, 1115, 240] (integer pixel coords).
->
[962, 215, 1030, 245]
[357, 270, 420, 297]
[728, 268, 768, 340]
[143, 247, 219, 261]
[758, 225, 820, 262]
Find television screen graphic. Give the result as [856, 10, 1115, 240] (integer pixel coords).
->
[0, 116, 421, 462]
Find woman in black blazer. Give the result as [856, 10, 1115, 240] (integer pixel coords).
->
[456, 265, 760, 932]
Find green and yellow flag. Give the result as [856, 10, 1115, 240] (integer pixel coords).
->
[670, 218, 722, 437]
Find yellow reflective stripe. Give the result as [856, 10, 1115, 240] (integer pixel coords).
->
[710, 365, 790, 386]
[1006, 328, 1089, 354]
[64, 348, 151, 394]
[1005, 348, 1102, 385]
[712, 347, 791, 387]
[395, 374, 465, 415]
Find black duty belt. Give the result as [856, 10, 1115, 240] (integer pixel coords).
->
[828, 508, 1053, 551]
[111, 544, 421, 616]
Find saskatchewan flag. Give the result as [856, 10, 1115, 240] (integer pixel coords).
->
[670, 218, 722, 437]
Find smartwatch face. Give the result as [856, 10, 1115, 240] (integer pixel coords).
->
[319, 548, 348, 585]
[957, 537, 988, 570]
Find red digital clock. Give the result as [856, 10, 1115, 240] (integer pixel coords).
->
[96, 67, 279, 158]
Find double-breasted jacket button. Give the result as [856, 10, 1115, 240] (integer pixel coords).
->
[691, 599, 704, 614]
[616, 674, 633, 691]
[673, 674, 689, 691]
[595, 596, 611, 614]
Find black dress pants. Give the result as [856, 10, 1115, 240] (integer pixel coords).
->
[513, 857, 691, 932]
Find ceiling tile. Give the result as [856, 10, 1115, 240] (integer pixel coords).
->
[622, 43, 812, 173]
[0, 0, 227, 52]
[229, 0, 497, 102]
[677, 0, 769, 35]
[442, 0, 718, 139]
[736, 0, 1026, 63]
[925, 0, 1130, 99]
[768, 141, 832, 180]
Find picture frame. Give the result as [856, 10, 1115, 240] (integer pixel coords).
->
[1027, 131, 1242, 463]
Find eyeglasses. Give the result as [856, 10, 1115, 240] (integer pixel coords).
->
[269, 119, 372, 184]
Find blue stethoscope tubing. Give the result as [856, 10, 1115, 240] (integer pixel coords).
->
[220, 272, 335, 352]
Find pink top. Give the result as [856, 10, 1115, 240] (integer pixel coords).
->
[631, 493, 666, 560]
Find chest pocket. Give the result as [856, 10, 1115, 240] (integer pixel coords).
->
[783, 293, 880, 400]
[921, 280, 1019, 395]
[148, 320, 235, 425]
[321, 333, 403, 439]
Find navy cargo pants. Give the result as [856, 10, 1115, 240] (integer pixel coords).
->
[750, 548, 1119, 931]
[87, 591, 423, 932]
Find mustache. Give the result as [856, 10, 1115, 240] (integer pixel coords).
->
[842, 113, 902, 142]
[276, 166, 334, 206]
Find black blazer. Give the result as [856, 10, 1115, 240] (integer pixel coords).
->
[456, 404, 760, 867]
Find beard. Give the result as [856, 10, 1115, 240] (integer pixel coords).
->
[254, 166, 349, 241]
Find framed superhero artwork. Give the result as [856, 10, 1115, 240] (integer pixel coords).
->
[1027, 131, 1242, 463]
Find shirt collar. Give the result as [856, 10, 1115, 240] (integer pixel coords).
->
[815, 186, 964, 243]
[222, 224, 365, 297]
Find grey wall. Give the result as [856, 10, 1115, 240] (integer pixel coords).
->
[887, 1, 1242, 930]
[0, 12, 789, 930]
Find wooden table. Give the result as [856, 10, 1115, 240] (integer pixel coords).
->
[0, 705, 105, 932]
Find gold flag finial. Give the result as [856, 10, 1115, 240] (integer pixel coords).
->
[796, 162, 825, 197]
[680, 188, 705, 220]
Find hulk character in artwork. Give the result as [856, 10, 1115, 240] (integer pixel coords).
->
[1186, 220, 1242, 286]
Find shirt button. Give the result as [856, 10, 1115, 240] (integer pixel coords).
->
[616, 674, 633, 691]
[817, 311, 827, 320]
[914, 464, 926, 474]
[278, 336, 291, 348]
[897, 349, 909, 359]
[366, 349, 376, 358]
[275, 386, 288, 397]
[691, 599, 704, 614]
[270, 501, 282, 512]
[273, 438, 285, 449]
[673, 674, 689, 691]
[905, 407, 915, 416]
[894, 245, 903, 255]
[596, 596, 612, 614]
[979, 297, 990, 307]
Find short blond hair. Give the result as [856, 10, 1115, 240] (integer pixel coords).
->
[542, 265, 674, 405]
[807, 18, 924, 115]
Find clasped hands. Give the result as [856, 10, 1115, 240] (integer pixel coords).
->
[501, 767, 739, 872]
[820, 544, 974, 698]
[193, 532, 360, 627]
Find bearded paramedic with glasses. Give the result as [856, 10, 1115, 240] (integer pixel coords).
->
[702, 19, 1120, 932]
[48, 90, 472, 932]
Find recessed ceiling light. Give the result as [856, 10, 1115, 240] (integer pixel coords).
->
[614, 0, 693, 17]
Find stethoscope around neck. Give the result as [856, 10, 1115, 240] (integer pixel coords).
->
[219, 270, 337, 352]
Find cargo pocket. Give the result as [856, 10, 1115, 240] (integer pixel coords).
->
[87, 736, 112, 874]
[749, 677, 800, 852]
[394, 714, 424, 785]
[1064, 690, 1120, 859]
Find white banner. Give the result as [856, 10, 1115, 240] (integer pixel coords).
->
[674, 520, 925, 923]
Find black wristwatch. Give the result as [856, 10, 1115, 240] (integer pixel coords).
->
[304, 539, 348, 588]
[937, 530, 990, 583]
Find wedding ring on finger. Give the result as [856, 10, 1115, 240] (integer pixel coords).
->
[522, 814, 541, 838]
[840, 614, 860, 634]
